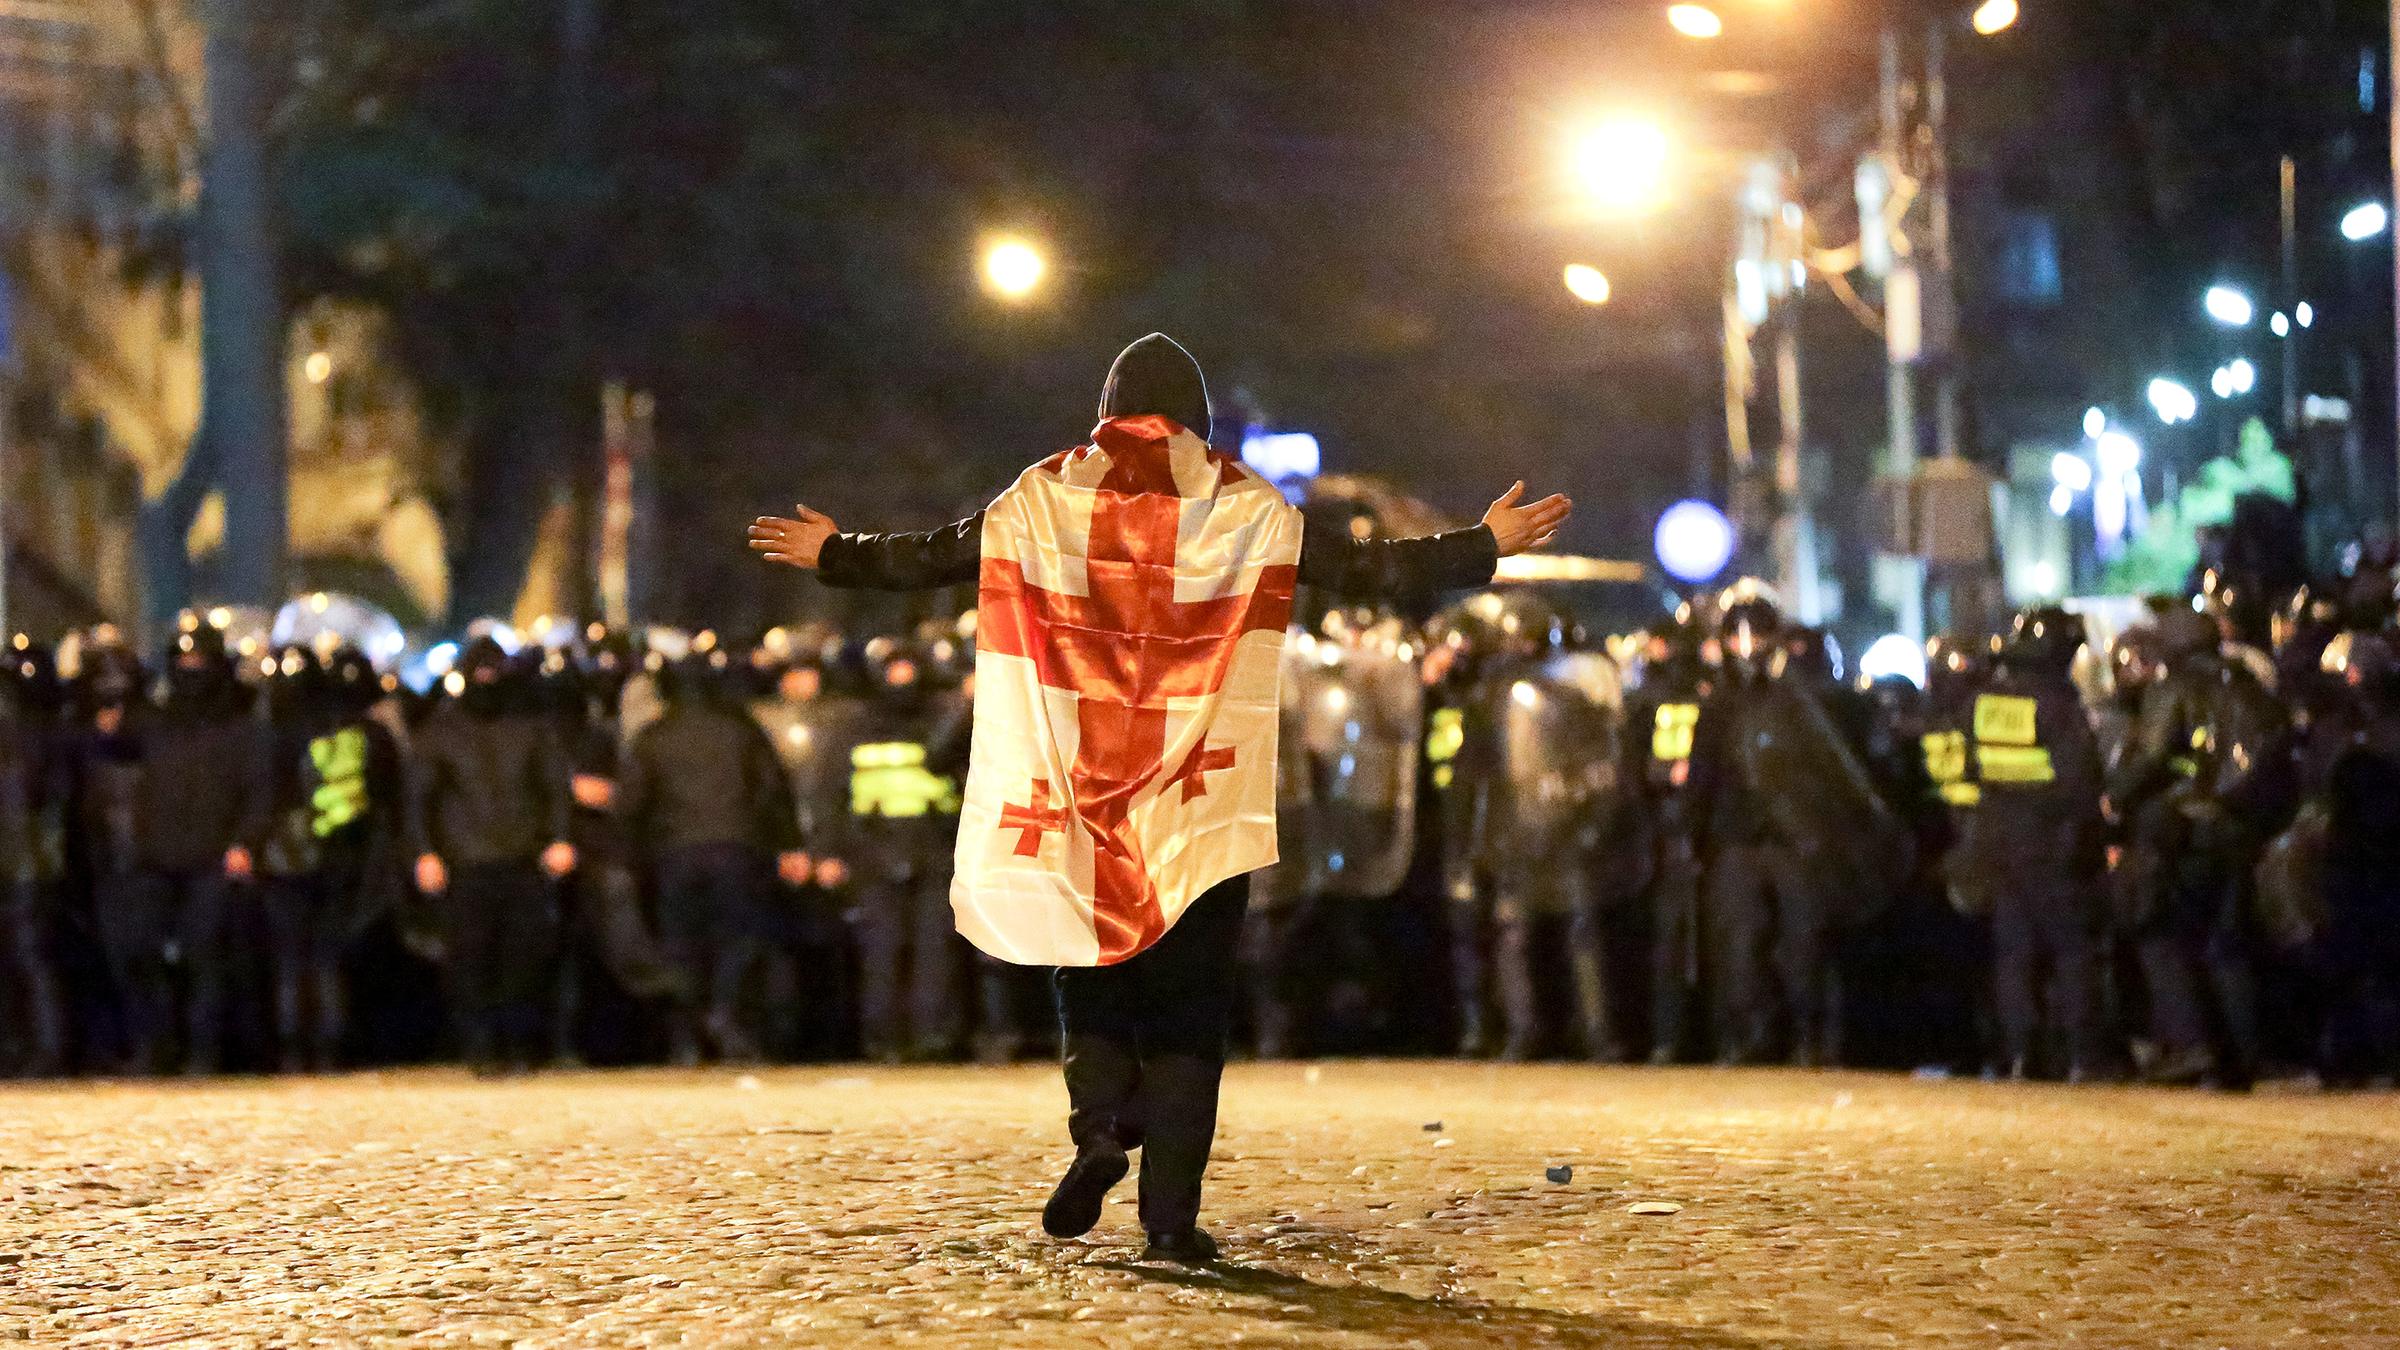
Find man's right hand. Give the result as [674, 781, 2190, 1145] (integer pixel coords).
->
[416, 853, 449, 895]
[748, 505, 841, 571]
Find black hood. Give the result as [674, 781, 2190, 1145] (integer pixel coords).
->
[1098, 333, 1210, 441]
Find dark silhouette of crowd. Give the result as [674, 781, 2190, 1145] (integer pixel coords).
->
[2, 537, 2397, 1088]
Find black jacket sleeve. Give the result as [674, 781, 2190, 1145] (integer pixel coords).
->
[818, 508, 1497, 600]
[817, 516, 982, 591]
[1296, 518, 1498, 600]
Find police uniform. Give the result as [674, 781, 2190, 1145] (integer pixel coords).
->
[845, 678, 964, 1060]
[1966, 666, 2104, 1076]
[1628, 666, 1704, 1062]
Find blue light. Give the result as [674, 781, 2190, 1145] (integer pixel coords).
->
[1654, 500, 1735, 584]
[1240, 430, 1321, 483]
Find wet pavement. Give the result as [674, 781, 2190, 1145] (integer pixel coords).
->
[3, 1063, 2397, 1347]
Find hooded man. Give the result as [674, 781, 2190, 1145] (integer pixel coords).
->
[751, 333, 1567, 1262]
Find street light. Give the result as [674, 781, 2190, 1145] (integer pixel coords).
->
[980, 236, 1047, 301]
[2146, 377, 2197, 426]
[1970, 0, 2019, 36]
[2203, 285, 2255, 327]
[2211, 359, 2257, 399]
[2341, 201, 2389, 241]
[1562, 263, 1613, 305]
[1569, 117, 1671, 214]
[1666, 4, 1723, 39]
[2095, 430, 2142, 477]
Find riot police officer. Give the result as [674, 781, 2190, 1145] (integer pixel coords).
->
[1626, 611, 1709, 1064]
[2108, 604, 2293, 1087]
[845, 639, 966, 1060]
[2301, 631, 2400, 1081]
[408, 636, 576, 1074]
[258, 644, 403, 1071]
[1972, 607, 2106, 1079]
[0, 638, 66, 1074]
[619, 644, 805, 1065]
[90, 622, 269, 1075]
[750, 634, 864, 1057]
[1688, 587, 1902, 1065]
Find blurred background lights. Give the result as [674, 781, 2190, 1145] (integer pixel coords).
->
[2050, 451, 2092, 492]
[2203, 285, 2254, 326]
[2081, 406, 2107, 438]
[2095, 430, 2142, 477]
[1666, 4, 1723, 39]
[1562, 262, 1613, 305]
[1970, 0, 2020, 35]
[1570, 117, 1671, 213]
[2341, 201, 2389, 241]
[1858, 634, 1928, 687]
[2146, 377, 2196, 425]
[980, 237, 1046, 300]
[1654, 499, 1735, 583]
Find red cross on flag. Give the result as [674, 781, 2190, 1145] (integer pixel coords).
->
[956, 414, 1303, 967]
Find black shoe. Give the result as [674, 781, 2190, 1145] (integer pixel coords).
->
[1041, 1142, 1129, 1239]
[1140, 1226, 1220, 1265]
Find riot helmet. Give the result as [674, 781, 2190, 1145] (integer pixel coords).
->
[325, 645, 381, 716]
[1716, 588, 1784, 683]
[2, 636, 61, 719]
[265, 643, 331, 720]
[2323, 630, 2400, 707]
[164, 620, 241, 714]
[2005, 605, 2087, 679]
[452, 634, 515, 715]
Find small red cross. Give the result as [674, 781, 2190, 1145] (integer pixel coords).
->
[999, 778, 1068, 857]
[1165, 742, 1236, 804]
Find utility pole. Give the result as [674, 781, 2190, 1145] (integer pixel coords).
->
[196, 0, 287, 608]
[2280, 154, 2300, 438]
[1877, 26, 1927, 640]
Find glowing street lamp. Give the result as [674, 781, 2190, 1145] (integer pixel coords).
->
[1666, 4, 1723, 39]
[2341, 201, 2389, 242]
[2203, 285, 2254, 327]
[980, 237, 1047, 301]
[2146, 377, 2197, 426]
[1562, 263, 1613, 305]
[1970, 0, 2019, 35]
[2095, 430, 2142, 477]
[1569, 117, 1671, 214]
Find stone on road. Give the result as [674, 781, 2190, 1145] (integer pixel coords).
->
[4, 1065, 2397, 1346]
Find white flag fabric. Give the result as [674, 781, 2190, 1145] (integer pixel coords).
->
[952, 414, 1303, 967]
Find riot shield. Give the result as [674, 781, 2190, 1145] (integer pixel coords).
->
[1480, 650, 1627, 909]
[1738, 679, 1913, 924]
[1288, 631, 1424, 899]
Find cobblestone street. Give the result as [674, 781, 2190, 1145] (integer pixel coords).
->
[4, 1064, 2398, 1347]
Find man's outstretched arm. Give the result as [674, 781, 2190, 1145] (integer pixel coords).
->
[749, 507, 980, 591]
[749, 481, 1570, 594]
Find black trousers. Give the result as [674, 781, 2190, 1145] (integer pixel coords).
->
[95, 868, 236, 1072]
[655, 842, 768, 1061]
[1990, 864, 2099, 1069]
[1053, 875, 1246, 1238]
[854, 869, 958, 1059]
[0, 880, 64, 1073]
[1705, 840, 1834, 1065]
[440, 862, 558, 1068]
[262, 875, 349, 1070]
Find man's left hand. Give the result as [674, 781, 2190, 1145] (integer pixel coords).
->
[1481, 481, 1573, 556]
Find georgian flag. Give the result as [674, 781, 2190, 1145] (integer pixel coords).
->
[952, 414, 1302, 967]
